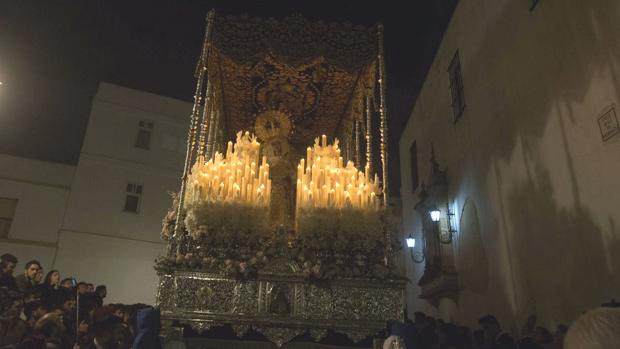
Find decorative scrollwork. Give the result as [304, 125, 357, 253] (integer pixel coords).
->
[232, 324, 251, 338]
[190, 321, 212, 334]
[308, 328, 328, 342]
[253, 326, 303, 348]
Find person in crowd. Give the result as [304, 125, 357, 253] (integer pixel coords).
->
[132, 307, 162, 349]
[420, 316, 438, 349]
[15, 260, 42, 295]
[81, 307, 126, 349]
[23, 299, 47, 327]
[61, 277, 75, 290]
[42, 269, 64, 308]
[1, 253, 18, 267]
[550, 324, 567, 349]
[0, 287, 28, 347]
[0, 253, 18, 275]
[564, 307, 620, 349]
[86, 283, 95, 293]
[23, 313, 68, 349]
[94, 285, 107, 308]
[77, 282, 90, 296]
[478, 315, 516, 349]
[0, 259, 19, 290]
[413, 311, 426, 333]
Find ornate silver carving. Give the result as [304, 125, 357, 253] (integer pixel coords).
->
[308, 328, 327, 341]
[190, 321, 212, 333]
[232, 324, 251, 337]
[253, 326, 303, 347]
[158, 262, 405, 347]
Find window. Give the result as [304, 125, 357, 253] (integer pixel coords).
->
[0, 198, 18, 238]
[410, 141, 419, 192]
[135, 120, 154, 150]
[448, 51, 465, 122]
[123, 183, 143, 213]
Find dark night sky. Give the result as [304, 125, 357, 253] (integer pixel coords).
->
[0, 0, 457, 195]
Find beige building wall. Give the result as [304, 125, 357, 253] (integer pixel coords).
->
[0, 154, 75, 272]
[0, 83, 191, 304]
[399, 0, 620, 332]
[55, 83, 190, 304]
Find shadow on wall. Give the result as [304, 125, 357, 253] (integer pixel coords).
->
[442, 0, 620, 327]
[505, 161, 620, 325]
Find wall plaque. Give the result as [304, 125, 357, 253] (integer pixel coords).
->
[598, 106, 620, 141]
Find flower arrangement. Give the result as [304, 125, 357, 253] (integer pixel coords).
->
[161, 191, 181, 241]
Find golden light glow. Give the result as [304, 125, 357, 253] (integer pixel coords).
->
[296, 135, 381, 211]
[185, 131, 271, 206]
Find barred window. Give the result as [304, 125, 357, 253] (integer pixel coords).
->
[448, 51, 465, 122]
[0, 197, 18, 238]
[135, 120, 154, 150]
[123, 183, 143, 213]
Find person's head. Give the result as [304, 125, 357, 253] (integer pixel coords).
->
[95, 285, 107, 298]
[534, 326, 553, 345]
[34, 268, 44, 284]
[0, 291, 23, 323]
[479, 315, 501, 342]
[61, 277, 74, 289]
[24, 260, 42, 280]
[564, 307, 620, 349]
[34, 312, 66, 342]
[61, 292, 76, 314]
[438, 323, 459, 346]
[24, 299, 47, 321]
[92, 310, 125, 348]
[87, 283, 94, 293]
[0, 253, 17, 275]
[44, 270, 60, 286]
[111, 304, 125, 319]
[77, 281, 89, 295]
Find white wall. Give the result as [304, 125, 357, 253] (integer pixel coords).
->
[399, 0, 620, 332]
[0, 83, 191, 304]
[53, 83, 190, 303]
[0, 154, 74, 272]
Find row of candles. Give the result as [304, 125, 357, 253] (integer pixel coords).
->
[185, 132, 382, 211]
[296, 135, 381, 211]
[185, 131, 272, 206]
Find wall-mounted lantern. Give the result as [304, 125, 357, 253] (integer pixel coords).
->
[429, 206, 441, 222]
[406, 233, 425, 263]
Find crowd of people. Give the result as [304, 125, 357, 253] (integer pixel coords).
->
[0, 253, 161, 349]
[3, 251, 619, 349]
[383, 306, 620, 349]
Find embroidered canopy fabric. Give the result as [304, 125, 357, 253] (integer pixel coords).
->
[202, 14, 379, 153]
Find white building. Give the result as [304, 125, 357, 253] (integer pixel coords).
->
[0, 82, 191, 303]
[399, 0, 620, 332]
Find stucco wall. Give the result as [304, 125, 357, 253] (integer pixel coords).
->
[399, 0, 620, 332]
[0, 83, 191, 304]
[0, 154, 74, 272]
[55, 83, 190, 303]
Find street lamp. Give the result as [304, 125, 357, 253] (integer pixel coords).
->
[405, 234, 425, 263]
[429, 206, 441, 222]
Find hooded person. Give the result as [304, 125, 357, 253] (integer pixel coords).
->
[132, 307, 162, 349]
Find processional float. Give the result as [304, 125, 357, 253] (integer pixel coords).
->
[156, 10, 405, 347]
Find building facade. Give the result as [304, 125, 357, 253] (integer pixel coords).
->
[399, 0, 620, 332]
[1, 82, 191, 303]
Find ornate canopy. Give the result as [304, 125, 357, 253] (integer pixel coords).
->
[200, 13, 381, 156]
